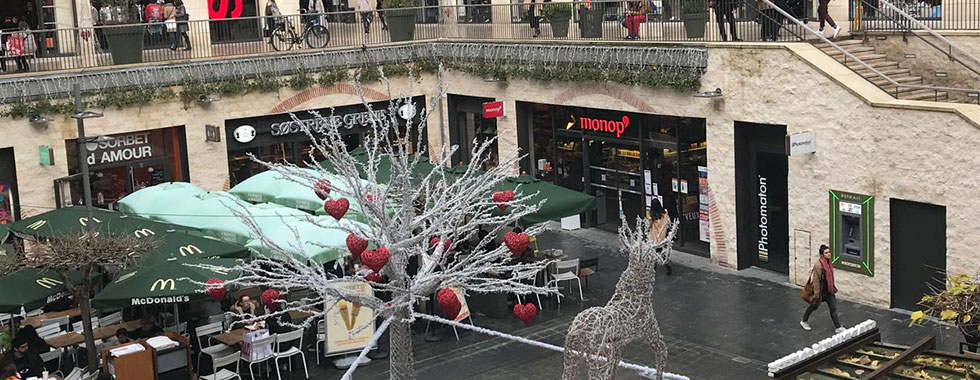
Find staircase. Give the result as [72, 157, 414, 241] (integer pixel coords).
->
[814, 39, 949, 102]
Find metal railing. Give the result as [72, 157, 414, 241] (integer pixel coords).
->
[763, 0, 980, 102]
[850, 0, 980, 30]
[0, 0, 808, 76]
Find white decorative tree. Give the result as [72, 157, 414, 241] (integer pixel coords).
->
[215, 68, 556, 380]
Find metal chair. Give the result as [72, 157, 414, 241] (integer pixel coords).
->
[201, 350, 241, 380]
[208, 314, 227, 330]
[195, 322, 235, 375]
[99, 311, 123, 327]
[61, 367, 84, 380]
[548, 258, 584, 304]
[578, 257, 600, 289]
[164, 321, 188, 338]
[273, 329, 308, 379]
[40, 348, 63, 371]
[80, 369, 100, 380]
[238, 334, 276, 380]
[72, 317, 100, 332]
[314, 320, 326, 365]
[41, 315, 70, 330]
[37, 323, 63, 339]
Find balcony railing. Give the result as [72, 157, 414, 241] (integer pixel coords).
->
[0, 0, 807, 76]
[850, 0, 980, 30]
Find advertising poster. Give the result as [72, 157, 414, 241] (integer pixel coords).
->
[325, 281, 376, 354]
[697, 166, 709, 242]
[450, 287, 471, 322]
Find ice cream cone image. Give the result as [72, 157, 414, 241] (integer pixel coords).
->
[339, 301, 352, 331]
[350, 303, 362, 329]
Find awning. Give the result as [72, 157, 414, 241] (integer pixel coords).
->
[494, 175, 596, 225]
[0, 269, 91, 313]
[93, 258, 240, 308]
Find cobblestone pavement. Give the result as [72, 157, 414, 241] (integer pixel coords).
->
[275, 225, 956, 380]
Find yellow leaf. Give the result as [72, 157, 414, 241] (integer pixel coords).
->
[964, 314, 973, 323]
[910, 310, 926, 326]
[941, 309, 959, 321]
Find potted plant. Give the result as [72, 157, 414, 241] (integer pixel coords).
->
[681, 0, 708, 39]
[910, 274, 980, 351]
[578, 2, 602, 38]
[385, 0, 418, 42]
[543, 2, 572, 38]
[99, 0, 145, 64]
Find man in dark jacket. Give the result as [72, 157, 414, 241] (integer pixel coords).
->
[0, 334, 45, 378]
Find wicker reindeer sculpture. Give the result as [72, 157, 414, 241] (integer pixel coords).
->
[561, 217, 678, 380]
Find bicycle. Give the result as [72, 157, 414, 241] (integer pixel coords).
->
[270, 14, 330, 51]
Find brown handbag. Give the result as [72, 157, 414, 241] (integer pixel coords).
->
[801, 279, 819, 305]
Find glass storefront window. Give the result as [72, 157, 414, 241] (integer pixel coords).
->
[531, 104, 556, 182]
[677, 118, 708, 253]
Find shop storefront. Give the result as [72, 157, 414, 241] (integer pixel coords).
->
[518, 102, 709, 256]
[0, 147, 19, 224]
[225, 97, 427, 186]
[448, 94, 498, 170]
[60, 127, 190, 209]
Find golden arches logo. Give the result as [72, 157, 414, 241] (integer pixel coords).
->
[134, 228, 156, 238]
[26, 220, 47, 230]
[78, 217, 102, 227]
[36, 277, 63, 289]
[178, 245, 203, 256]
[150, 279, 176, 291]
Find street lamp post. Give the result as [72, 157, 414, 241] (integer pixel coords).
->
[71, 83, 103, 228]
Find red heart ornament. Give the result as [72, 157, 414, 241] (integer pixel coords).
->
[430, 237, 453, 252]
[323, 198, 350, 220]
[362, 247, 390, 272]
[492, 190, 515, 211]
[504, 231, 530, 257]
[437, 288, 462, 320]
[261, 289, 281, 309]
[513, 303, 537, 324]
[204, 278, 226, 302]
[346, 234, 368, 260]
[314, 179, 332, 200]
[365, 272, 385, 283]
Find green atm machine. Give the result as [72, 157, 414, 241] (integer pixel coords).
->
[829, 190, 874, 276]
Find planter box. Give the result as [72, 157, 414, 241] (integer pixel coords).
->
[682, 12, 708, 39]
[579, 8, 603, 38]
[103, 25, 145, 65]
[551, 18, 570, 38]
[386, 9, 417, 42]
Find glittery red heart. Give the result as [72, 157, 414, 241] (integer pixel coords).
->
[429, 237, 453, 252]
[513, 303, 537, 324]
[437, 288, 462, 320]
[504, 231, 530, 257]
[346, 234, 368, 260]
[314, 179, 332, 200]
[365, 272, 385, 283]
[362, 246, 390, 272]
[492, 190, 515, 211]
[323, 198, 350, 220]
[204, 278, 226, 302]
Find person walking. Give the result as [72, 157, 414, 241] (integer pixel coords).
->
[265, 0, 284, 44]
[817, 0, 841, 38]
[711, 0, 740, 41]
[162, 0, 178, 50]
[801, 244, 844, 333]
[11, 22, 35, 73]
[649, 199, 673, 276]
[376, 0, 388, 30]
[356, 0, 374, 37]
[623, 0, 650, 40]
[173, 0, 191, 50]
[527, 0, 541, 37]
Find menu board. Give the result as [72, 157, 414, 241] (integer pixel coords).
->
[324, 281, 376, 355]
[697, 166, 709, 243]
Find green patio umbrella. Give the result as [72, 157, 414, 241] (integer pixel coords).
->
[228, 170, 290, 204]
[494, 175, 596, 225]
[3, 207, 194, 240]
[117, 182, 205, 218]
[93, 258, 240, 308]
[0, 269, 91, 313]
[158, 192, 255, 245]
[140, 231, 250, 264]
[246, 216, 367, 265]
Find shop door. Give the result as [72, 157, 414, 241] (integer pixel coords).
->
[129, 160, 169, 192]
[587, 138, 643, 230]
[890, 199, 946, 311]
[734, 122, 788, 273]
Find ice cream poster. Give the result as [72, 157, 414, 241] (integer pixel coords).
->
[325, 281, 376, 354]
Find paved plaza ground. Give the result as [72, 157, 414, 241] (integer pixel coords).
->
[288, 225, 958, 380]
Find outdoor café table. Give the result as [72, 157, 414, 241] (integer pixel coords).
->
[21, 308, 82, 328]
[45, 319, 143, 349]
[212, 328, 249, 346]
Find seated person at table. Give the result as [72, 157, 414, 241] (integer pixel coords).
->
[129, 315, 164, 339]
[2, 362, 19, 380]
[0, 334, 45, 378]
[231, 295, 262, 319]
[104, 328, 132, 347]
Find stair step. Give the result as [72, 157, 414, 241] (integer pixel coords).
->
[847, 60, 899, 70]
[816, 39, 865, 49]
[871, 76, 922, 86]
[899, 90, 948, 101]
[822, 46, 876, 56]
[849, 53, 889, 62]
[857, 68, 910, 78]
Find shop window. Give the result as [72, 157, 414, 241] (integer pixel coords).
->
[677, 118, 708, 253]
[0, 147, 19, 224]
[531, 103, 556, 182]
[207, 0, 261, 44]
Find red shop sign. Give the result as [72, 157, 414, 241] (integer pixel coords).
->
[483, 101, 506, 118]
[576, 115, 631, 138]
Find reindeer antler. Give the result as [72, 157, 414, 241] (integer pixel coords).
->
[618, 217, 679, 266]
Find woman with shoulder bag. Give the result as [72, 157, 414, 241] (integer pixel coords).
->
[800, 244, 845, 333]
[174, 0, 191, 50]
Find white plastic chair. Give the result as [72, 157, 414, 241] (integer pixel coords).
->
[72, 317, 100, 332]
[80, 369, 100, 380]
[238, 334, 276, 380]
[61, 367, 84, 380]
[164, 321, 188, 338]
[273, 330, 308, 380]
[208, 314, 227, 330]
[41, 315, 70, 330]
[548, 258, 584, 304]
[99, 311, 123, 326]
[37, 323, 63, 339]
[40, 348, 63, 370]
[201, 350, 241, 380]
[315, 320, 326, 365]
[196, 322, 235, 374]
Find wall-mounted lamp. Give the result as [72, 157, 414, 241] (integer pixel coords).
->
[29, 115, 54, 127]
[693, 88, 723, 98]
[71, 110, 104, 119]
[198, 95, 221, 104]
[84, 135, 114, 152]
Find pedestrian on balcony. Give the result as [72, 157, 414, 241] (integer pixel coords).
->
[356, 0, 375, 36]
[526, 0, 542, 38]
[623, 0, 650, 40]
[173, 0, 191, 50]
[5, 21, 35, 73]
[710, 0, 740, 41]
[377, 0, 389, 31]
[163, 0, 178, 51]
[265, 0, 284, 43]
[816, 0, 840, 38]
[800, 244, 845, 333]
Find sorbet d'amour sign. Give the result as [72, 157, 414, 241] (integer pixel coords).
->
[84, 132, 160, 167]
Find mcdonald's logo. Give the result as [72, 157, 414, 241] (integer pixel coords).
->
[210, 268, 229, 276]
[178, 245, 203, 256]
[27, 220, 47, 230]
[134, 228, 156, 238]
[78, 217, 102, 227]
[150, 279, 176, 291]
[36, 277, 63, 289]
